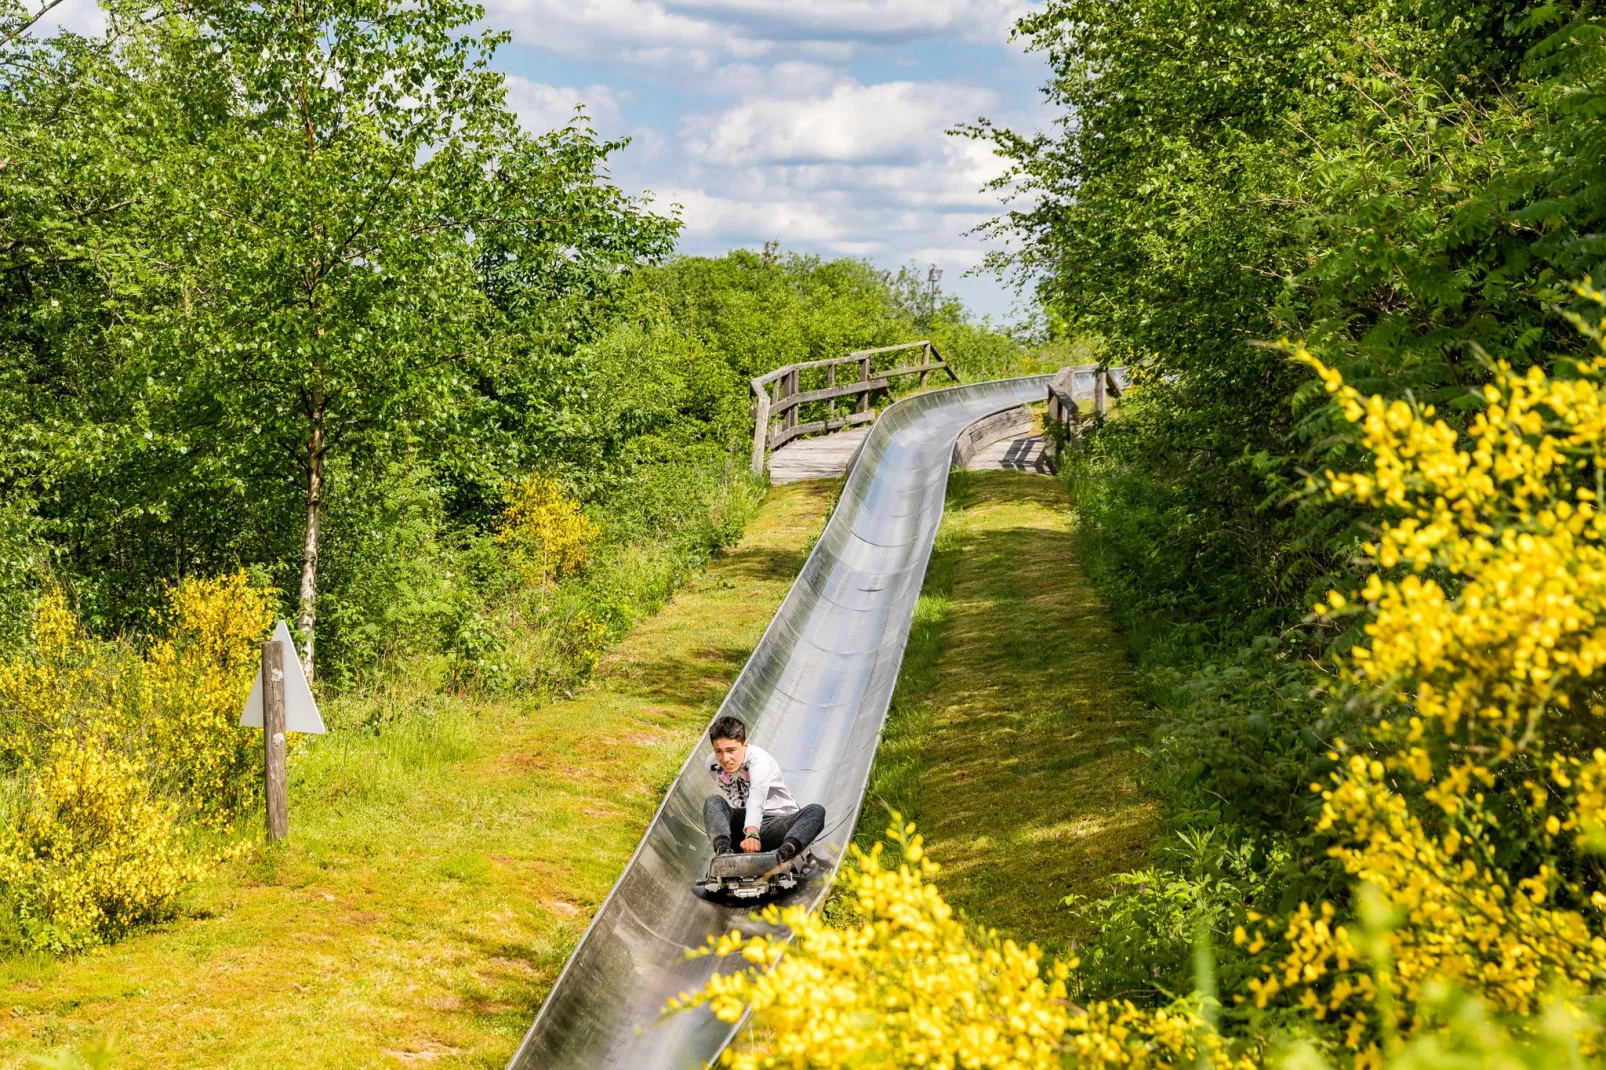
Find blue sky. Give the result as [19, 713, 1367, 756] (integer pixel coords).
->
[46, 0, 1056, 320]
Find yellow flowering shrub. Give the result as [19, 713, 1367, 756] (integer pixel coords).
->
[496, 473, 599, 584]
[143, 571, 276, 827]
[670, 820, 1250, 1069]
[0, 589, 136, 771]
[0, 738, 203, 952]
[1239, 284, 1606, 1057]
[0, 572, 272, 951]
[559, 609, 607, 677]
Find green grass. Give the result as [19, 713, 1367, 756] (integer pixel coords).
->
[0, 482, 837, 1070]
[856, 470, 1160, 954]
[2, 468, 1159, 1066]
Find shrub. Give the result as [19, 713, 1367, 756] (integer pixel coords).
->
[1235, 297, 1606, 1054]
[0, 572, 272, 950]
[496, 474, 599, 584]
[0, 739, 201, 953]
[671, 819, 1242, 1070]
[143, 572, 276, 828]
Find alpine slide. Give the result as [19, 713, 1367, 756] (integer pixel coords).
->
[510, 348, 1123, 1069]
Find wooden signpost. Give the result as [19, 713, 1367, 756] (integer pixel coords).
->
[260, 637, 289, 840]
[240, 619, 326, 841]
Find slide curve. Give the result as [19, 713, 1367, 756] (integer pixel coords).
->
[509, 374, 1052, 1069]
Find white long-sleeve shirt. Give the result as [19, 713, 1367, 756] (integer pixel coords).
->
[708, 743, 798, 833]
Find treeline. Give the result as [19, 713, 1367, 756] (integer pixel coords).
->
[962, 0, 1606, 1059]
[0, 0, 1029, 682]
[0, 0, 1037, 951]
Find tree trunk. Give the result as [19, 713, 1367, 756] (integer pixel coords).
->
[297, 392, 324, 682]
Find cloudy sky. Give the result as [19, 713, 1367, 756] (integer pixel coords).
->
[42, 0, 1056, 319]
[492, 0, 1057, 320]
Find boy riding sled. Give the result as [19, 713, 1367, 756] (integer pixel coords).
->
[703, 715, 825, 862]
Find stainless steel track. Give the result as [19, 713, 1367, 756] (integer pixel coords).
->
[509, 375, 1052, 1070]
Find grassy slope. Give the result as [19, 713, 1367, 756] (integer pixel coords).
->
[0, 482, 836, 1070]
[860, 470, 1160, 953]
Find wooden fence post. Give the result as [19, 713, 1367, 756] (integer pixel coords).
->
[750, 390, 770, 476]
[920, 342, 931, 389]
[857, 356, 870, 413]
[827, 363, 836, 424]
[261, 638, 288, 842]
[1094, 368, 1107, 415]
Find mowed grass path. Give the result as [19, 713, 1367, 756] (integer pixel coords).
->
[0, 482, 836, 1070]
[860, 470, 1160, 952]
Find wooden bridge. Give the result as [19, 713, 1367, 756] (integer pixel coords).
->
[752, 345, 1127, 484]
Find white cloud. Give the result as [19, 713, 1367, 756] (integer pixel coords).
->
[670, 0, 1030, 44]
[682, 80, 996, 166]
[626, 125, 670, 163]
[502, 76, 624, 133]
[630, 68, 1022, 304]
[20, 0, 106, 39]
[657, 186, 848, 243]
[705, 60, 844, 99]
[482, 0, 769, 68]
[483, 0, 1031, 67]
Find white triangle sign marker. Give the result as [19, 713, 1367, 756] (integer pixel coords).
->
[240, 620, 326, 735]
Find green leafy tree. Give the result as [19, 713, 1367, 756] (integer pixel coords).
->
[0, 0, 677, 675]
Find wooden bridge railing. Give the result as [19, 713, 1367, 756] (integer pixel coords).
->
[749, 340, 958, 475]
[1043, 364, 1128, 467]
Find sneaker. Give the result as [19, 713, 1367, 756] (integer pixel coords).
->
[712, 837, 732, 856]
[776, 841, 798, 863]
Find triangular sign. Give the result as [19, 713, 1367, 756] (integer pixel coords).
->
[240, 620, 326, 735]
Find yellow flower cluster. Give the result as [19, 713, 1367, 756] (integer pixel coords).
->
[1243, 754, 1606, 1028]
[143, 571, 276, 827]
[1264, 284, 1606, 1054]
[669, 821, 1248, 1069]
[0, 738, 204, 952]
[559, 609, 607, 676]
[496, 473, 599, 584]
[0, 573, 272, 951]
[1303, 317, 1606, 741]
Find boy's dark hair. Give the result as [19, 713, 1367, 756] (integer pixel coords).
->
[709, 716, 747, 744]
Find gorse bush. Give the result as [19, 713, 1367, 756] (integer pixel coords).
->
[673, 819, 1242, 1070]
[0, 738, 201, 954]
[142, 573, 277, 828]
[0, 575, 271, 951]
[1240, 292, 1606, 1054]
[495, 474, 598, 585]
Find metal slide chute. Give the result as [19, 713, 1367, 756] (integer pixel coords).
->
[509, 375, 1052, 1069]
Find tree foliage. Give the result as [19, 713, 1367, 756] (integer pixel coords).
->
[0, 0, 678, 674]
[943, 0, 1606, 1051]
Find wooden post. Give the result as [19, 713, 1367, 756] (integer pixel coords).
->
[920, 342, 931, 389]
[857, 356, 870, 414]
[827, 363, 836, 424]
[750, 390, 770, 476]
[1094, 368, 1107, 415]
[788, 368, 799, 432]
[261, 638, 288, 842]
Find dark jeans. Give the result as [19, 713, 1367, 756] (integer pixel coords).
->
[704, 795, 826, 853]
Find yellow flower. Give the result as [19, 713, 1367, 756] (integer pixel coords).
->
[669, 819, 1249, 1069]
[496, 473, 599, 584]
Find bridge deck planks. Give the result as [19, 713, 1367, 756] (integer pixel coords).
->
[967, 435, 1051, 474]
[768, 429, 870, 484]
[769, 429, 1053, 483]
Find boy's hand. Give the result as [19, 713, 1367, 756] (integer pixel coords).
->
[741, 833, 762, 853]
